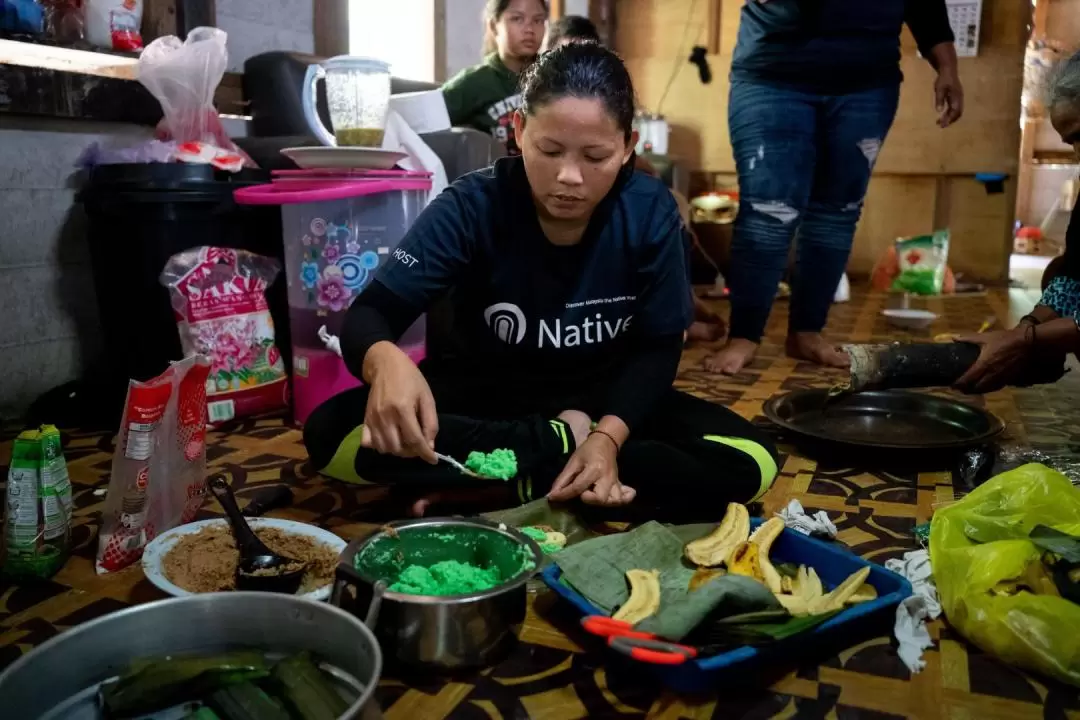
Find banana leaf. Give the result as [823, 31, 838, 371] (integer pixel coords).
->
[101, 651, 269, 717]
[1029, 525, 1080, 563]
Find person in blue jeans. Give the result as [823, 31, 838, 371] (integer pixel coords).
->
[705, 0, 963, 374]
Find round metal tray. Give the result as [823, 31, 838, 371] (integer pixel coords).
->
[763, 389, 1004, 451]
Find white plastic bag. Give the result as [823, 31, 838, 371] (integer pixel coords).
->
[138, 26, 249, 168]
[85, 0, 142, 51]
[96, 355, 211, 574]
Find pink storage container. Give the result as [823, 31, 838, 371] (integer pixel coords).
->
[235, 170, 431, 424]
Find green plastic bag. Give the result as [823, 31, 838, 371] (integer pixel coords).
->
[891, 230, 949, 295]
[929, 463, 1080, 686]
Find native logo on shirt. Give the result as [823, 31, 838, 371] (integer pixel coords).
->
[484, 300, 634, 349]
[487, 93, 523, 155]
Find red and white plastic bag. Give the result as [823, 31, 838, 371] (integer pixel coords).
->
[96, 354, 210, 574]
[161, 246, 288, 425]
[85, 0, 143, 51]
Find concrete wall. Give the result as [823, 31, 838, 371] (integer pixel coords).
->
[443, 0, 593, 79]
[0, 117, 151, 418]
[216, 0, 315, 73]
[445, 0, 487, 79]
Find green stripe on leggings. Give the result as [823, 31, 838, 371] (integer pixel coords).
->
[702, 435, 777, 501]
[320, 425, 372, 485]
[548, 419, 570, 454]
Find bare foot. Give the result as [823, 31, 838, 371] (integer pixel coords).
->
[687, 321, 725, 343]
[785, 332, 850, 368]
[557, 409, 592, 448]
[703, 338, 759, 375]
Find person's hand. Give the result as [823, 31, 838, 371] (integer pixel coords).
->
[361, 342, 438, 462]
[953, 328, 1032, 393]
[547, 434, 636, 506]
[934, 67, 964, 128]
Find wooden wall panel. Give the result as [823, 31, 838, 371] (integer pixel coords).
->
[848, 178, 938, 277]
[875, 48, 1024, 175]
[944, 177, 1017, 281]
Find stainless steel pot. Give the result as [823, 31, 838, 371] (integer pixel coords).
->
[0, 592, 383, 720]
[333, 517, 542, 669]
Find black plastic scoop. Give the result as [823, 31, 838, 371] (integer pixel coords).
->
[207, 476, 306, 594]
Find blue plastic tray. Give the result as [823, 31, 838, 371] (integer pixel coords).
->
[541, 519, 913, 692]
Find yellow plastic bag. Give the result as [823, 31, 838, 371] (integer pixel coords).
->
[930, 463, 1080, 686]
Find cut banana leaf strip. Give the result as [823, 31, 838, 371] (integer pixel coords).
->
[1030, 525, 1080, 563]
[692, 609, 844, 648]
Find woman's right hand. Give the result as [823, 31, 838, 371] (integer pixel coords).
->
[361, 342, 439, 463]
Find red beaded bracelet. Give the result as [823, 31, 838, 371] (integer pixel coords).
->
[588, 429, 621, 452]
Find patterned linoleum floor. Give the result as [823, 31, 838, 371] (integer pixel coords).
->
[2, 289, 1079, 719]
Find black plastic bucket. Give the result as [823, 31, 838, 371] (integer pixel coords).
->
[79, 163, 289, 421]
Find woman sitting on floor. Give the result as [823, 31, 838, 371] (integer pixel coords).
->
[953, 50, 1080, 393]
[304, 44, 777, 520]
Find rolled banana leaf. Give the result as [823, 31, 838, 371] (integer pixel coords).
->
[101, 651, 269, 717]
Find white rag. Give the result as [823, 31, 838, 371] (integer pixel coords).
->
[381, 109, 448, 204]
[318, 325, 342, 357]
[777, 499, 838, 539]
[884, 549, 942, 673]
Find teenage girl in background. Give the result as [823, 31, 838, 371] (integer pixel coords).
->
[442, 0, 548, 156]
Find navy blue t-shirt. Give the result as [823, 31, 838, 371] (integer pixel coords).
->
[375, 156, 692, 393]
[731, 0, 954, 95]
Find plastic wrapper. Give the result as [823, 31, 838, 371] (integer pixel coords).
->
[891, 231, 950, 296]
[2, 425, 73, 579]
[161, 247, 288, 425]
[85, 0, 141, 50]
[929, 464, 1080, 686]
[76, 139, 179, 168]
[96, 355, 211, 574]
[138, 26, 250, 170]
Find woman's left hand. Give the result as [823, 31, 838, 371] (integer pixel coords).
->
[953, 328, 1032, 393]
[547, 435, 636, 507]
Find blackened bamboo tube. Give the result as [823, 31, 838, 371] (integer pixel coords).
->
[843, 342, 982, 392]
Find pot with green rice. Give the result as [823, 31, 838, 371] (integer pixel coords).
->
[332, 517, 543, 669]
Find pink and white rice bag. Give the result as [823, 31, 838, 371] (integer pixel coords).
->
[160, 247, 288, 424]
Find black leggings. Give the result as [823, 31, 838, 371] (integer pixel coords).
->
[303, 375, 778, 523]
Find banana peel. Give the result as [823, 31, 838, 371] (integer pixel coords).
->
[725, 542, 763, 581]
[612, 569, 661, 625]
[847, 582, 878, 605]
[685, 502, 750, 567]
[748, 517, 785, 594]
[776, 566, 872, 616]
[808, 566, 872, 615]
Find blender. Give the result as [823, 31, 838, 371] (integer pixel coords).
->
[302, 56, 392, 148]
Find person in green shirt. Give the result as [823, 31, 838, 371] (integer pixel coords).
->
[442, 0, 548, 155]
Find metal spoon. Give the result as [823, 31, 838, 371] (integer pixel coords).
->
[207, 476, 306, 594]
[435, 452, 481, 478]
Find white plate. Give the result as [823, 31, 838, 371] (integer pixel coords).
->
[882, 308, 938, 329]
[141, 518, 346, 601]
[281, 146, 408, 170]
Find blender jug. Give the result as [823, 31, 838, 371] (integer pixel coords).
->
[302, 56, 391, 147]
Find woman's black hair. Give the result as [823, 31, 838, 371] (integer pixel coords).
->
[483, 0, 549, 55]
[519, 43, 636, 142]
[546, 15, 601, 48]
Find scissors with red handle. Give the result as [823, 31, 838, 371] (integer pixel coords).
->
[581, 616, 699, 665]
